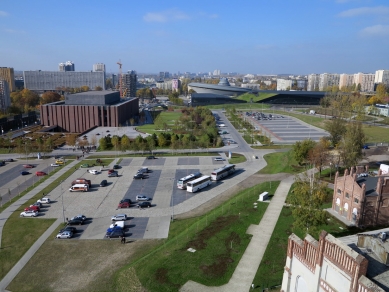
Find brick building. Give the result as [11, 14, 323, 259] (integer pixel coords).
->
[40, 91, 139, 133]
[331, 166, 389, 227]
[281, 231, 387, 292]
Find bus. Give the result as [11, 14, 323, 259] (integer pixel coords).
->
[177, 172, 202, 189]
[186, 175, 212, 193]
[211, 164, 235, 181]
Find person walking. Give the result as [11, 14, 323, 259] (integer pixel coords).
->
[122, 237, 126, 244]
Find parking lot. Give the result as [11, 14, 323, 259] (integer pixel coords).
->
[246, 111, 328, 142]
[29, 156, 234, 241]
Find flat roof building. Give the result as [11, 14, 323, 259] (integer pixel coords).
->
[40, 90, 138, 133]
[188, 78, 252, 97]
[0, 67, 15, 92]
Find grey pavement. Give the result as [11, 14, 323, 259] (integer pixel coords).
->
[180, 175, 296, 292]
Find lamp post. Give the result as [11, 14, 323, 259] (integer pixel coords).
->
[61, 181, 65, 223]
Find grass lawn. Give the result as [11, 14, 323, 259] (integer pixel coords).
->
[228, 153, 246, 164]
[259, 150, 304, 174]
[118, 181, 280, 292]
[137, 111, 182, 135]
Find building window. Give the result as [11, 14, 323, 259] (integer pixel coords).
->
[354, 198, 359, 204]
[346, 193, 350, 198]
[337, 189, 342, 194]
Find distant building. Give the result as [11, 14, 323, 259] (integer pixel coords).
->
[281, 230, 388, 292]
[307, 74, 320, 91]
[158, 71, 170, 80]
[319, 73, 340, 91]
[172, 79, 180, 91]
[277, 79, 293, 91]
[59, 61, 75, 72]
[188, 78, 252, 97]
[156, 80, 173, 90]
[375, 70, 389, 88]
[23, 71, 105, 92]
[213, 69, 221, 76]
[40, 91, 139, 133]
[332, 166, 389, 227]
[190, 93, 246, 106]
[0, 67, 15, 92]
[361, 73, 375, 92]
[93, 63, 105, 72]
[122, 70, 137, 97]
[0, 79, 11, 110]
[339, 74, 354, 89]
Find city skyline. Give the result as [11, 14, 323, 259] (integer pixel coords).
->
[1, 0, 389, 74]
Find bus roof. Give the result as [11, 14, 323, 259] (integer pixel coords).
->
[179, 172, 202, 181]
[187, 175, 211, 185]
[212, 164, 235, 174]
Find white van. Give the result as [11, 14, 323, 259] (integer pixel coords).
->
[69, 184, 89, 192]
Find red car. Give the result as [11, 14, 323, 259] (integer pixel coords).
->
[35, 171, 47, 176]
[108, 169, 115, 174]
[23, 164, 34, 168]
[118, 201, 131, 208]
[25, 205, 40, 212]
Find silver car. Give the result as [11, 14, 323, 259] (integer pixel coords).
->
[56, 231, 73, 239]
[20, 211, 38, 217]
[136, 195, 151, 201]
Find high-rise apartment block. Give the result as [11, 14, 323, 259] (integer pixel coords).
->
[375, 70, 389, 87]
[307, 74, 320, 91]
[361, 73, 375, 92]
[319, 73, 340, 91]
[158, 72, 170, 80]
[213, 69, 221, 76]
[0, 67, 15, 92]
[93, 63, 105, 72]
[59, 61, 75, 72]
[122, 70, 137, 97]
[0, 79, 11, 110]
[339, 74, 354, 89]
[276, 79, 292, 91]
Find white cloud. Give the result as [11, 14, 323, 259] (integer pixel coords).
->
[3, 28, 25, 34]
[0, 10, 8, 17]
[360, 24, 389, 37]
[143, 9, 190, 23]
[338, 6, 389, 17]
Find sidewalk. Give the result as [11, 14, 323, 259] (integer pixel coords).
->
[180, 175, 295, 292]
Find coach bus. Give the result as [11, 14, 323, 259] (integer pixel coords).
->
[177, 172, 202, 189]
[186, 175, 212, 193]
[211, 164, 235, 181]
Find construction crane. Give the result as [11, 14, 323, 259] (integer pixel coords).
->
[117, 60, 123, 98]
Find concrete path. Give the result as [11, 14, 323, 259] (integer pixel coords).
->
[180, 175, 295, 292]
[0, 218, 62, 292]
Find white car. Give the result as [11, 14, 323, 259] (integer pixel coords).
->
[37, 197, 51, 204]
[111, 214, 127, 221]
[88, 169, 99, 175]
[20, 210, 38, 217]
[50, 163, 60, 167]
[136, 195, 151, 201]
[214, 157, 225, 161]
[56, 231, 73, 239]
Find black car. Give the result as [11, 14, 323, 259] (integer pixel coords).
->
[133, 173, 147, 179]
[138, 202, 152, 208]
[100, 179, 107, 187]
[119, 198, 132, 204]
[113, 164, 120, 169]
[4, 158, 13, 162]
[0, 161, 5, 166]
[106, 229, 125, 238]
[59, 226, 77, 234]
[146, 156, 156, 159]
[67, 218, 83, 225]
[108, 171, 118, 177]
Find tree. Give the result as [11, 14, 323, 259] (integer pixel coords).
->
[293, 139, 316, 166]
[308, 138, 330, 177]
[66, 134, 77, 147]
[106, 78, 113, 89]
[288, 174, 328, 235]
[121, 135, 130, 151]
[41, 92, 61, 105]
[90, 135, 97, 148]
[129, 118, 135, 126]
[376, 83, 387, 99]
[99, 137, 109, 150]
[81, 86, 90, 92]
[339, 122, 366, 168]
[111, 135, 120, 151]
[324, 118, 347, 147]
[95, 86, 103, 91]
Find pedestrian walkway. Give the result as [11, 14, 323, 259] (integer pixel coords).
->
[0, 159, 79, 250]
[180, 175, 295, 292]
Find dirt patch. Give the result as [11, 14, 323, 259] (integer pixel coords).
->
[155, 267, 180, 289]
[200, 256, 234, 278]
[185, 215, 238, 251]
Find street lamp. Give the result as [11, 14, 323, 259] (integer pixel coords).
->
[61, 181, 65, 223]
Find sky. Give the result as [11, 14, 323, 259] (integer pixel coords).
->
[1, 0, 389, 75]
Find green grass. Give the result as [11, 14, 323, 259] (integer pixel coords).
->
[118, 181, 280, 292]
[228, 153, 247, 164]
[137, 111, 182, 134]
[259, 150, 304, 174]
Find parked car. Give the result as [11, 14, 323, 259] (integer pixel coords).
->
[108, 171, 118, 177]
[80, 164, 89, 168]
[136, 195, 151, 201]
[36, 171, 47, 176]
[55, 160, 65, 165]
[138, 202, 152, 208]
[111, 214, 127, 221]
[118, 201, 131, 208]
[56, 231, 73, 239]
[71, 214, 86, 221]
[32, 202, 42, 208]
[105, 229, 125, 238]
[100, 180, 107, 187]
[20, 210, 38, 217]
[214, 157, 225, 161]
[59, 226, 77, 234]
[67, 218, 83, 225]
[0, 161, 5, 166]
[146, 155, 156, 159]
[20, 171, 30, 175]
[37, 197, 51, 204]
[24, 206, 40, 212]
[4, 158, 14, 162]
[23, 164, 34, 168]
[113, 164, 120, 169]
[133, 173, 147, 179]
[108, 169, 115, 174]
[363, 145, 370, 149]
[50, 163, 60, 167]
[119, 198, 132, 204]
[137, 167, 149, 174]
[88, 169, 99, 175]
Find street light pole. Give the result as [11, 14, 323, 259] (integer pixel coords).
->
[61, 181, 65, 223]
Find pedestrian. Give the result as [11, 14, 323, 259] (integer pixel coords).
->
[123, 237, 126, 244]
